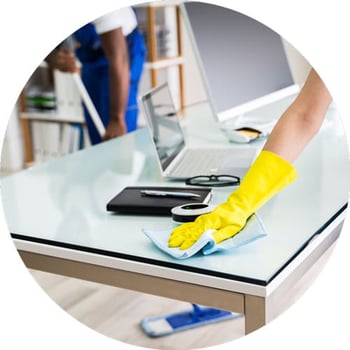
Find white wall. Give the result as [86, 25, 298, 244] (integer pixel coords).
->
[181, 13, 207, 107]
[283, 39, 311, 85]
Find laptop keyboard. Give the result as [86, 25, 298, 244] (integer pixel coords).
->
[171, 148, 249, 177]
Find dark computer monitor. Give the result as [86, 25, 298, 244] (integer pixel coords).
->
[181, 1, 299, 123]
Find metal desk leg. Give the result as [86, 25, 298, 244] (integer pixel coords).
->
[245, 295, 266, 334]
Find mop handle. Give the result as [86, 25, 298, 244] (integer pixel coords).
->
[59, 36, 105, 138]
[72, 72, 106, 138]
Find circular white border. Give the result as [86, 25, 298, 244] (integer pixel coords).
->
[1, 1, 349, 350]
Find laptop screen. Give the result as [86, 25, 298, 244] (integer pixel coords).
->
[141, 83, 186, 172]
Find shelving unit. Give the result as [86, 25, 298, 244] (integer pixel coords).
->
[19, 65, 87, 166]
[136, 0, 185, 111]
[18, 92, 34, 164]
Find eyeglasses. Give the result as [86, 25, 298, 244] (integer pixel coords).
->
[185, 174, 240, 187]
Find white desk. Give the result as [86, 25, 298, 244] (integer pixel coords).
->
[1, 100, 349, 334]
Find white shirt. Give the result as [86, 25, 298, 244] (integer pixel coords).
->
[93, 7, 137, 36]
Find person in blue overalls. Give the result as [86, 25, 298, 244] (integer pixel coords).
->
[48, 7, 146, 145]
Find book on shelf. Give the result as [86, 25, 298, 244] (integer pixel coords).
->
[31, 121, 86, 163]
[54, 70, 84, 123]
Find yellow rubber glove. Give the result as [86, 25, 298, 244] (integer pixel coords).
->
[168, 150, 298, 250]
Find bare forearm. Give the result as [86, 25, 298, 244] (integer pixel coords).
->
[108, 58, 129, 123]
[263, 69, 332, 163]
[99, 28, 130, 138]
[263, 103, 325, 163]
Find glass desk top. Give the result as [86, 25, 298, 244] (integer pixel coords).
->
[1, 102, 349, 286]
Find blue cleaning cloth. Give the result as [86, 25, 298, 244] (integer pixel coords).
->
[142, 214, 267, 259]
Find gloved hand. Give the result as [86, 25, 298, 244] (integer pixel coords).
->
[168, 150, 298, 250]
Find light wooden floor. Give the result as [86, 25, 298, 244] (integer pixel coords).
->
[30, 269, 245, 349]
[28, 239, 336, 350]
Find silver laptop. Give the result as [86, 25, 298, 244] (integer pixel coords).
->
[140, 82, 257, 180]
